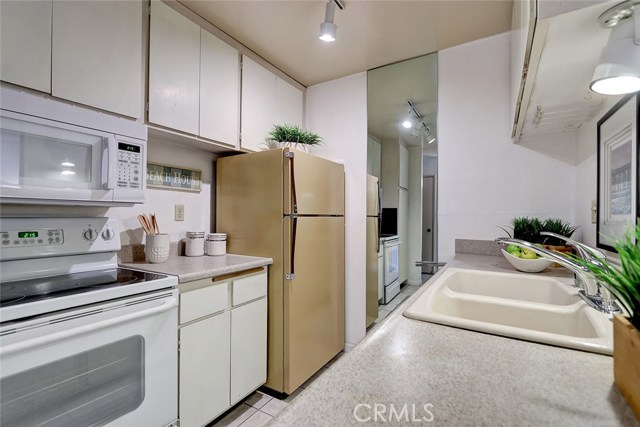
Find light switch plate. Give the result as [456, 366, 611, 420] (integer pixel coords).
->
[175, 204, 185, 221]
[591, 199, 597, 224]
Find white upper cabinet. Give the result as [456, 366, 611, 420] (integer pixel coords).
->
[149, 0, 200, 135]
[241, 56, 277, 152]
[51, 0, 143, 119]
[241, 55, 304, 152]
[275, 77, 303, 127]
[0, 0, 52, 93]
[200, 29, 240, 146]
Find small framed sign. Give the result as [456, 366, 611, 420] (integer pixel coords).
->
[146, 162, 202, 193]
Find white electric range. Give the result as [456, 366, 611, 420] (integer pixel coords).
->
[0, 217, 178, 427]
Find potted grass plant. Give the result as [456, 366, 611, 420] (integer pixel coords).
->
[573, 222, 640, 419]
[263, 124, 323, 152]
[500, 217, 579, 250]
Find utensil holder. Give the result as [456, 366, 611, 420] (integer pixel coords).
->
[145, 234, 170, 263]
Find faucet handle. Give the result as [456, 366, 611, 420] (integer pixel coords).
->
[539, 231, 606, 261]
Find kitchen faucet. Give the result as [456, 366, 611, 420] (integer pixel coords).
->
[495, 237, 620, 315]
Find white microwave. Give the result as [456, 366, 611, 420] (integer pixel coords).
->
[0, 87, 147, 206]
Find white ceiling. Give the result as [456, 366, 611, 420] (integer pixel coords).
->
[179, 0, 513, 87]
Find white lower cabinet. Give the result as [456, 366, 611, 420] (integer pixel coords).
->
[178, 269, 267, 427]
[180, 312, 230, 427]
[230, 298, 267, 404]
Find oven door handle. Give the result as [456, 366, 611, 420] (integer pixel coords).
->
[0, 296, 177, 357]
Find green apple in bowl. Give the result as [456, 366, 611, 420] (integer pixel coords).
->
[520, 248, 539, 259]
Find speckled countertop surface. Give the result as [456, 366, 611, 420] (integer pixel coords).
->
[269, 254, 639, 426]
[120, 254, 272, 283]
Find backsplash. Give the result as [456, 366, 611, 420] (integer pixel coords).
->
[455, 239, 502, 256]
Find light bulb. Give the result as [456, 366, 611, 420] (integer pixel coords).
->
[402, 119, 412, 129]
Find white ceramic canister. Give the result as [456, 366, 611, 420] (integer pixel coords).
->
[207, 233, 227, 256]
[185, 231, 205, 256]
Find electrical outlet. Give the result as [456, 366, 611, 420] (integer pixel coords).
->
[175, 204, 185, 221]
[591, 199, 597, 224]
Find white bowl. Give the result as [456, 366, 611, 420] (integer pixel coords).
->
[500, 249, 553, 273]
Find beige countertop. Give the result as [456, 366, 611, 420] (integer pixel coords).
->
[120, 254, 273, 283]
[269, 253, 640, 426]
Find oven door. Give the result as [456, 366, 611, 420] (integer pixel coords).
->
[384, 241, 400, 286]
[0, 290, 178, 427]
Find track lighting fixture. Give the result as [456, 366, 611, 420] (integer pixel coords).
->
[319, 0, 344, 42]
[590, 0, 640, 95]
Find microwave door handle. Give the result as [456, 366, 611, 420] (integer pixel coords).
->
[0, 296, 177, 357]
[104, 136, 118, 190]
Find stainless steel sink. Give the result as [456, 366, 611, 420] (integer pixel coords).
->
[404, 268, 613, 355]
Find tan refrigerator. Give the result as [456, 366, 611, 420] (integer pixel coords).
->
[366, 175, 381, 327]
[216, 148, 345, 395]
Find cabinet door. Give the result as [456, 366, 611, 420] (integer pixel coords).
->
[274, 77, 303, 128]
[230, 298, 267, 404]
[149, 1, 200, 134]
[180, 312, 231, 427]
[399, 144, 409, 189]
[51, 0, 143, 118]
[0, 0, 51, 93]
[200, 29, 240, 146]
[240, 55, 276, 152]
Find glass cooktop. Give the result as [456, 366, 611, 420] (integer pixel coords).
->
[0, 268, 168, 308]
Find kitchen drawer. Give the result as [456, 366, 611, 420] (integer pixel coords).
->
[180, 280, 228, 324]
[232, 271, 267, 306]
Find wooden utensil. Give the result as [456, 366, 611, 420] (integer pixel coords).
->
[151, 214, 159, 235]
[138, 214, 152, 235]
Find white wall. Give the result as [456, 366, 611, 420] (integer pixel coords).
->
[437, 32, 576, 262]
[1, 138, 218, 246]
[306, 72, 368, 351]
[110, 138, 218, 245]
[423, 156, 437, 176]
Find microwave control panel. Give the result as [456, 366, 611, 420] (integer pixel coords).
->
[117, 142, 142, 189]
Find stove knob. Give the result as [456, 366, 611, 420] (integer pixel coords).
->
[102, 228, 115, 241]
[83, 228, 98, 241]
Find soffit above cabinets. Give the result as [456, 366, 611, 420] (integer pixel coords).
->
[178, 0, 512, 87]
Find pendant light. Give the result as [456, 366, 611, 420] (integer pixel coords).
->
[590, 0, 640, 95]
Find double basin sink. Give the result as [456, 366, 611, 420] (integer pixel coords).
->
[404, 268, 613, 355]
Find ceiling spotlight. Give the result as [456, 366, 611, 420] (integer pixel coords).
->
[60, 170, 76, 176]
[402, 118, 413, 129]
[590, 0, 640, 95]
[60, 159, 75, 167]
[427, 136, 436, 144]
[319, 0, 344, 42]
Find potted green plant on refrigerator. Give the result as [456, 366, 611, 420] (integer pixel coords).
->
[263, 124, 323, 152]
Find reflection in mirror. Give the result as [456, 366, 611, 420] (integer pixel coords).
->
[367, 53, 438, 300]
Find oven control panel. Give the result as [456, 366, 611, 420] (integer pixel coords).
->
[0, 218, 120, 261]
[1, 229, 64, 248]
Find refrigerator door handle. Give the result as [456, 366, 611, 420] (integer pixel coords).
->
[286, 214, 298, 280]
[286, 150, 298, 214]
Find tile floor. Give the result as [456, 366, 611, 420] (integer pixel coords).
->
[208, 280, 429, 427]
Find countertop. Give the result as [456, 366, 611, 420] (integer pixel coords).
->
[269, 254, 640, 426]
[120, 254, 272, 283]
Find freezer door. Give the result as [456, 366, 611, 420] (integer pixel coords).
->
[366, 175, 380, 216]
[283, 148, 344, 215]
[283, 216, 344, 394]
[366, 217, 379, 327]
